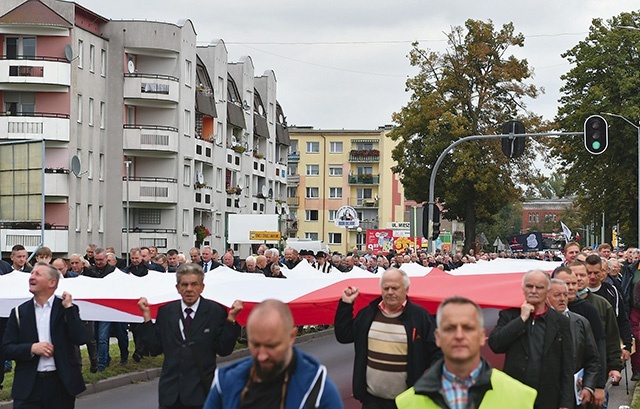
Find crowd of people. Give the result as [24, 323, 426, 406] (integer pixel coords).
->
[1, 239, 640, 408]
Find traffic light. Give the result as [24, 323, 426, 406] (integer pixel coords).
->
[422, 204, 441, 240]
[584, 115, 608, 155]
[501, 120, 526, 158]
[431, 204, 440, 241]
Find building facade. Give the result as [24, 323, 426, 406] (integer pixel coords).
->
[521, 198, 573, 232]
[286, 126, 404, 253]
[0, 0, 289, 258]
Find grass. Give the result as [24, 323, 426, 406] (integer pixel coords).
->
[0, 341, 164, 402]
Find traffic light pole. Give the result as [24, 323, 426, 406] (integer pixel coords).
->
[427, 131, 583, 253]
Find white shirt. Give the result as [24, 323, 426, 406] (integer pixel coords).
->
[34, 294, 56, 372]
[179, 298, 200, 340]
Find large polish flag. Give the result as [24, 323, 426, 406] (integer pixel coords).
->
[0, 258, 560, 325]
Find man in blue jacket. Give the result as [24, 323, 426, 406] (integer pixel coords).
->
[204, 299, 343, 409]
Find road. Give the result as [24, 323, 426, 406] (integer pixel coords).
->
[76, 331, 636, 409]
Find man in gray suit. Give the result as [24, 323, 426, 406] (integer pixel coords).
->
[137, 263, 243, 409]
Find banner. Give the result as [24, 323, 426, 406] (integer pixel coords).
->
[365, 229, 394, 254]
[507, 232, 544, 252]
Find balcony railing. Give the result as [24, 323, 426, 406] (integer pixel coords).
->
[121, 229, 177, 250]
[349, 150, 380, 163]
[287, 196, 300, 207]
[287, 174, 300, 185]
[348, 174, 380, 184]
[0, 112, 70, 142]
[0, 57, 70, 89]
[348, 197, 379, 208]
[123, 73, 179, 104]
[122, 177, 178, 203]
[288, 152, 300, 162]
[1, 225, 68, 253]
[123, 124, 178, 152]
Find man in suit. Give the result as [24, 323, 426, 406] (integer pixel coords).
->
[1, 262, 88, 409]
[199, 246, 221, 273]
[137, 263, 243, 409]
[488, 269, 574, 409]
[10, 244, 32, 273]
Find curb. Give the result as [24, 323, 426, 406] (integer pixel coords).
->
[0, 328, 335, 409]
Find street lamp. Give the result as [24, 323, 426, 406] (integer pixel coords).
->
[601, 113, 640, 245]
[124, 160, 131, 266]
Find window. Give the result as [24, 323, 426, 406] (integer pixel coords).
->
[139, 209, 161, 224]
[328, 210, 336, 221]
[75, 203, 81, 232]
[217, 76, 224, 101]
[306, 187, 319, 198]
[6, 37, 35, 59]
[98, 206, 104, 233]
[88, 98, 94, 126]
[87, 205, 93, 232]
[305, 232, 319, 240]
[215, 121, 223, 144]
[216, 168, 223, 191]
[357, 166, 373, 175]
[184, 110, 191, 136]
[287, 186, 297, 198]
[89, 44, 95, 72]
[357, 142, 373, 150]
[99, 102, 105, 129]
[305, 210, 319, 221]
[329, 232, 342, 245]
[183, 164, 191, 186]
[100, 49, 106, 76]
[215, 218, 221, 237]
[99, 154, 104, 180]
[289, 140, 298, 154]
[329, 187, 342, 199]
[76, 94, 82, 123]
[306, 164, 319, 176]
[182, 209, 189, 235]
[3, 91, 34, 115]
[306, 141, 319, 153]
[185, 60, 192, 87]
[245, 175, 250, 197]
[268, 141, 274, 162]
[77, 39, 83, 69]
[87, 151, 93, 179]
[330, 141, 343, 153]
[288, 164, 298, 176]
[329, 166, 342, 177]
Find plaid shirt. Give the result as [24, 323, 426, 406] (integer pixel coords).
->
[441, 361, 483, 409]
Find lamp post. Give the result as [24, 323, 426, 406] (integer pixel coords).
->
[601, 113, 640, 245]
[124, 160, 131, 266]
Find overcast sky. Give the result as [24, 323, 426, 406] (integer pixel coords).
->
[79, 0, 638, 131]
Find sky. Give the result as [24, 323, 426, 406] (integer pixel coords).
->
[78, 0, 639, 131]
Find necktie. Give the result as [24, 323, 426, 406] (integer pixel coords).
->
[203, 262, 209, 272]
[184, 308, 193, 334]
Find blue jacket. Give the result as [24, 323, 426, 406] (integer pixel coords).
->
[204, 347, 343, 409]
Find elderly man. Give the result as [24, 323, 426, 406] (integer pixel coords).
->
[204, 300, 342, 408]
[199, 246, 221, 273]
[189, 247, 202, 264]
[334, 268, 440, 408]
[547, 278, 602, 407]
[241, 256, 261, 274]
[2, 262, 88, 408]
[396, 297, 536, 408]
[221, 252, 237, 270]
[488, 270, 573, 409]
[313, 251, 332, 274]
[283, 247, 301, 269]
[137, 264, 243, 409]
[255, 255, 268, 272]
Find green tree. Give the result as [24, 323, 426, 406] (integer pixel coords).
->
[549, 11, 640, 246]
[388, 19, 545, 252]
[476, 202, 522, 250]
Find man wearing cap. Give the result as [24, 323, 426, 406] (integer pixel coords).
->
[313, 251, 332, 273]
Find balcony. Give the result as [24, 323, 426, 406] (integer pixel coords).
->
[287, 196, 300, 207]
[194, 185, 213, 209]
[0, 57, 70, 91]
[122, 176, 178, 204]
[123, 73, 179, 106]
[252, 157, 266, 176]
[226, 148, 243, 171]
[0, 224, 68, 253]
[44, 171, 69, 198]
[0, 113, 70, 142]
[287, 173, 300, 186]
[123, 124, 179, 154]
[122, 228, 177, 250]
[349, 150, 380, 163]
[348, 174, 380, 185]
[288, 152, 300, 163]
[349, 197, 379, 208]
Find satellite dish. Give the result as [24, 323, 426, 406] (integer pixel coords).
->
[268, 188, 273, 198]
[127, 60, 135, 74]
[283, 204, 290, 216]
[275, 203, 282, 214]
[70, 155, 82, 177]
[261, 185, 268, 198]
[195, 171, 204, 184]
[64, 44, 73, 62]
[231, 135, 237, 145]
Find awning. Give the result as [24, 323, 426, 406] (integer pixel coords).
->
[196, 91, 217, 118]
[227, 102, 246, 129]
[254, 113, 270, 138]
[276, 123, 290, 146]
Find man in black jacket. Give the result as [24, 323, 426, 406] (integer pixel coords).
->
[488, 269, 574, 409]
[137, 263, 243, 409]
[334, 268, 440, 408]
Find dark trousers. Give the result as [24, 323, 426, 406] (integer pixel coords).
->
[362, 394, 397, 409]
[13, 373, 75, 409]
[159, 396, 202, 409]
[84, 321, 97, 367]
[0, 317, 6, 388]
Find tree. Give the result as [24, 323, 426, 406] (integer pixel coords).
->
[549, 11, 640, 246]
[388, 19, 546, 252]
[476, 202, 523, 251]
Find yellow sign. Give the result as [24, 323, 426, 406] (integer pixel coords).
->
[249, 231, 281, 241]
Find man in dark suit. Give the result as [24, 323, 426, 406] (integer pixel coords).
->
[488, 269, 574, 409]
[10, 244, 32, 273]
[137, 263, 243, 409]
[1, 262, 88, 408]
[199, 246, 221, 273]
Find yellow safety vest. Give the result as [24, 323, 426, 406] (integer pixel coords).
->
[395, 368, 537, 409]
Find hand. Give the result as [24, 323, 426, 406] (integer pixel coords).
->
[520, 301, 534, 322]
[608, 370, 621, 383]
[578, 388, 592, 405]
[622, 349, 631, 361]
[228, 300, 243, 321]
[61, 291, 73, 309]
[32, 342, 54, 357]
[342, 286, 359, 304]
[593, 388, 605, 407]
[138, 297, 151, 322]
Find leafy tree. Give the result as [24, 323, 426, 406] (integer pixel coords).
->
[549, 11, 640, 246]
[388, 19, 546, 252]
[476, 202, 523, 250]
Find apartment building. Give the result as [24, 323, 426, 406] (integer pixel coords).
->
[0, 0, 289, 258]
[286, 126, 404, 253]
